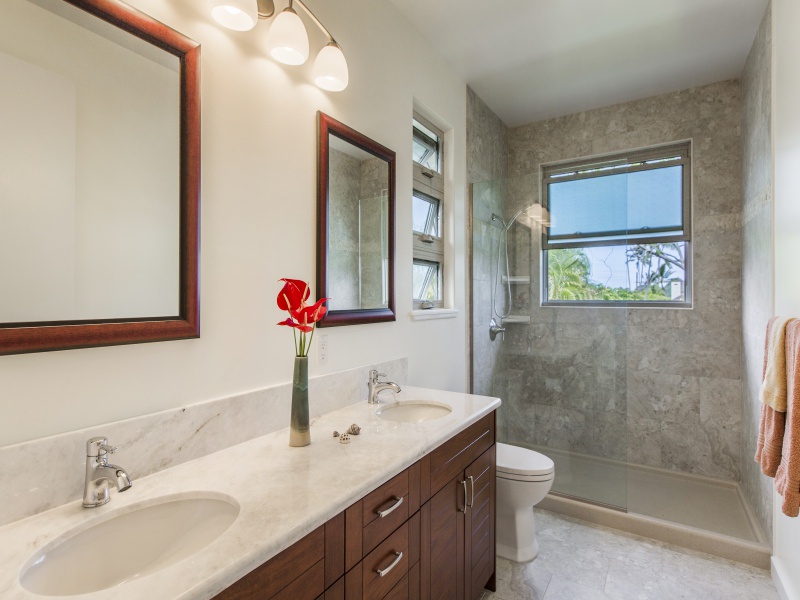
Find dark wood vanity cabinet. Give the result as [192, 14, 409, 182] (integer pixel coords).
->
[213, 412, 495, 600]
[421, 414, 496, 600]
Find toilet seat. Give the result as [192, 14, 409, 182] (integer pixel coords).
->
[497, 470, 554, 483]
[496, 442, 554, 478]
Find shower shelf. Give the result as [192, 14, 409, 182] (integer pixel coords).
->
[501, 276, 531, 284]
[501, 315, 531, 325]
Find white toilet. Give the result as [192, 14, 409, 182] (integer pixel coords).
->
[495, 442, 555, 563]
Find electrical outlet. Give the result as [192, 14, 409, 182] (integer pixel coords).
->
[319, 334, 329, 365]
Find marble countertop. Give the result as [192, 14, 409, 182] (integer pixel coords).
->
[0, 386, 500, 600]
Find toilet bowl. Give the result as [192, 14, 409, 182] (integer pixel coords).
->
[495, 442, 554, 563]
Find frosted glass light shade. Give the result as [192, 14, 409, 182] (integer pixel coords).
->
[209, 0, 258, 31]
[266, 8, 309, 65]
[313, 43, 349, 91]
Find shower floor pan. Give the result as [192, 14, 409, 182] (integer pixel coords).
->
[528, 445, 771, 568]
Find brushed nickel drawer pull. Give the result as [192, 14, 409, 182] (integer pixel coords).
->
[460, 480, 467, 513]
[376, 551, 403, 577]
[468, 475, 475, 508]
[376, 495, 404, 518]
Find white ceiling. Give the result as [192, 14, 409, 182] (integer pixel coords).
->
[388, 0, 769, 126]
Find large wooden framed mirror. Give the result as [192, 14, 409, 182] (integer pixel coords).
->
[317, 112, 396, 327]
[0, 0, 200, 355]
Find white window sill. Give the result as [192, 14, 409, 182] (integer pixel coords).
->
[409, 308, 459, 321]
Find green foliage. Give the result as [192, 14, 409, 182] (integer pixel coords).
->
[547, 248, 593, 300]
[548, 247, 672, 302]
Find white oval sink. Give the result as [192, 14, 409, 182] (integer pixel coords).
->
[20, 494, 239, 596]
[376, 400, 452, 423]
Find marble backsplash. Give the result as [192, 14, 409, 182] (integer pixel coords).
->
[0, 358, 408, 527]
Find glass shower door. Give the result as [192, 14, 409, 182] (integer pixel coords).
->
[470, 176, 629, 511]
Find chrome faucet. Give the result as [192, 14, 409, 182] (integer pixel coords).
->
[82, 437, 132, 508]
[367, 370, 401, 404]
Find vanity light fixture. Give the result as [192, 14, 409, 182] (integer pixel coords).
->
[209, 0, 349, 92]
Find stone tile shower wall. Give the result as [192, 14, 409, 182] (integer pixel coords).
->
[328, 148, 361, 310]
[740, 3, 773, 541]
[327, 151, 387, 311]
[467, 87, 508, 399]
[501, 81, 744, 480]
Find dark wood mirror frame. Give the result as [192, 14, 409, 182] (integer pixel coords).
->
[0, 0, 200, 356]
[317, 112, 396, 327]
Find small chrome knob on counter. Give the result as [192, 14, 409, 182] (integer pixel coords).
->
[82, 436, 132, 508]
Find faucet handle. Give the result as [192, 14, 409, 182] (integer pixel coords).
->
[369, 369, 387, 383]
[86, 436, 117, 457]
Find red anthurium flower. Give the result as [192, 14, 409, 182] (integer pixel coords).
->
[277, 279, 328, 357]
[291, 297, 329, 326]
[277, 278, 310, 311]
[277, 317, 313, 333]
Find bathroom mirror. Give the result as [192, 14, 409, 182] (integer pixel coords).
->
[317, 112, 396, 327]
[0, 0, 200, 355]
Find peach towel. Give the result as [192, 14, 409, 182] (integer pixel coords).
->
[757, 318, 800, 517]
[761, 316, 792, 411]
[757, 318, 788, 476]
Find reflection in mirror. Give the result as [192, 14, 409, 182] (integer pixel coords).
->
[327, 136, 389, 312]
[317, 112, 396, 327]
[0, 0, 200, 354]
[1, 0, 180, 323]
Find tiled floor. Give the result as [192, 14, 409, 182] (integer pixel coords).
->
[483, 510, 779, 600]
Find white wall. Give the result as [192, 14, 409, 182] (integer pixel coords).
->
[0, 0, 180, 322]
[771, 0, 800, 597]
[0, 51, 77, 322]
[0, 0, 468, 446]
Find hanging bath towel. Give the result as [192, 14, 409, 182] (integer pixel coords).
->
[774, 319, 800, 517]
[757, 317, 788, 476]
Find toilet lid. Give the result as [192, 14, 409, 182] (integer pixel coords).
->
[496, 443, 554, 476]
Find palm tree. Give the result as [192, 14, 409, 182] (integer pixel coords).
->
[548, 248, 593, 300]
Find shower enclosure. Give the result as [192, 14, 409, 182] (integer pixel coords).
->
[471, 176, 629, 511]
[470, 177, 766, 547]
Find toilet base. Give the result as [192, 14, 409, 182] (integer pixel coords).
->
[497, 534, 539, 563]
[496, 505, 540, 563]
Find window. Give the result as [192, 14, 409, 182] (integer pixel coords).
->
[412, 190, 440, 237]
[413, 119, 441, 172]
[412, 113, 445, 308]
[542, 142, 692, 306]
[413, 259, 441, 302]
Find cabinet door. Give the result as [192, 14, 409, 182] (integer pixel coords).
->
[465, 445, 496, 600]
[422, 474, 465, 599]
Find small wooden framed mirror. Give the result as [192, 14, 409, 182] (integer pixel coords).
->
[317, 112, 396, 327]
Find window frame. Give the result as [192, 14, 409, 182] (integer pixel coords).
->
[541, 142, 693, 308]
[412, 112, 445, 309]
[413, 116, 442, 173]
[412, 258, 442, 304]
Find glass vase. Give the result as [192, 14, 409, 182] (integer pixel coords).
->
[289, 356, 310, 447]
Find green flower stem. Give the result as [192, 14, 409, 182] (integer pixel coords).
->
[305, 325, 315, 358]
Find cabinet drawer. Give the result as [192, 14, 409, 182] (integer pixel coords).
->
[428, 413, 494, 499]
[363, 470, 409, 555]
[363, 521, 409, 600]
[383, 572, 408, 600]
[272, 559, 324, 600]
[213, 525, 324, 600]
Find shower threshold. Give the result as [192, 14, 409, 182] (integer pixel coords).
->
[525, 445, 771, 568]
